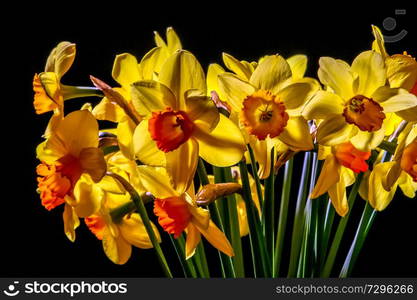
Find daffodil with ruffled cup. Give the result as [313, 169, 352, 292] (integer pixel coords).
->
[132, 50, 246, 192]
[303, 50, 417, 151]
[217, 54, 319, 178]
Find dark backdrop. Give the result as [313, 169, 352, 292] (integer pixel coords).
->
[2, 4, 416, 278]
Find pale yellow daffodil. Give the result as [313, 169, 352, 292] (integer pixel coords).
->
[303, 50, 417, 151]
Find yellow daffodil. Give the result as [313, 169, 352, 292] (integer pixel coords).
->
[34, 42, 102, 136]
[217, 53, 319, 178]
[310, 143, 369, 216]
[85, 188, 160, 265]
[36, 110, 107, 240]
[372, 25, 417, 123]
[304, 50, 417, 151]
[359, 123, 417, 211]
[132, 49, 245, 192]
[137, 165, 234, 259]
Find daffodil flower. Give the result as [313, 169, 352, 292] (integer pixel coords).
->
[132, 50, 245, 192]
[36, 110, 107, 240]
[33, 42, 103, 136]
[358, 123, 417, 211]
[217, 53, 319, 178]
[372, 25, 417, 123]
[304, 50, 417, 151]
[85, 189, 160, 265]
[310, 143, 368, 216]
[92, 27, 182, 124]
[137, 165, 234, 259]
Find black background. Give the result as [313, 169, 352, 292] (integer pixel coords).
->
[2, 4, 416, 278]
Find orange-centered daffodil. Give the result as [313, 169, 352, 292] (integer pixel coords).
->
[304, 49, 417, 151]
[36, 110, 107, 214]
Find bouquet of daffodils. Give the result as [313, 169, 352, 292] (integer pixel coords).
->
[33, 26, 417, 278]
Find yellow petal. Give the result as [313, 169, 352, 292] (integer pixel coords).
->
[196, 220, 234, 257]
[185, 89, 219, 131]
[278, 116, 313, 151]
[119, 213, 160, 248]
[287, 54, 307, 79]
[316, 115, 356, 146]
[207, 63, 226, 98]
[380, 93, 417, 113]
[138, 47, 164, 79]
[396, 105, 417, 122]
[185, 193, 210, 230]
[218, 73, 255, 112]
[133, 121, 166, 166]
[166, 27, 182, 51]
[386, 55, 417, 90]
[131, 80, 178, 118]
[311, 155, 341, 198]
[72, 176, 104, 217]
[159, 50, 206, 109]
[302, 91, 344, 120]
[46, 110, 99, 157]
[112, 53, 141, 87]
[92, 97, 126, 123]
[45, 41, 76, 79]
[79, 147, 107, 182]
[250, 55, 292, 92]
[398, 172, 417, 198]
[185, 223, 201, 259]
[166, 138, 199, 195]
[328, 179, 349, 217]
[102, 228, 132, 265]
[63, 203, 80, 242]
[278, 80, 319, 111]
[318, 57, 355, 100]
[368, 162, 398, 211]
[136, 166, 179, 198]
[249, 137, 273, 179]
[222, 52, 252, 80]
[194, 114, 246, 167]
[371, 25, 388, 59]
[350, 125, 385, 151]
[351, 50, 386, 96]
[117, 117, 137, 160]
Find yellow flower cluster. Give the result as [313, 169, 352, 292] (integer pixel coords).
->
[33, 26, 417, 266]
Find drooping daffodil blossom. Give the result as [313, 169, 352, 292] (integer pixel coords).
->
[310, 142, 368, 216]
[137, 165, 234, 259]
[303, 50, 417, 151]
[36, 110, 107, 241]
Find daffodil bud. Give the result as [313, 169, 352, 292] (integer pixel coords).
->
[196, 183, 242, 206]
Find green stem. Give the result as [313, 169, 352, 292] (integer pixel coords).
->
[222, 167, 245, 277]
[107, 172, 173, 278]
[318, 196, 334, 273]
[262, 148, 275, 266]
[339, 202, 376, 278]
[61, 85, 104, 99]
[320, 172, 364, 278]
[287, 152, 312, 277]
[273, 158, 293, 277]
[197, 159, 236, 278]
[239, 160, 271, 277]
[169, 235, 197, 278]
[247, 144, 264, 212]
[194, 242, 210, 278]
